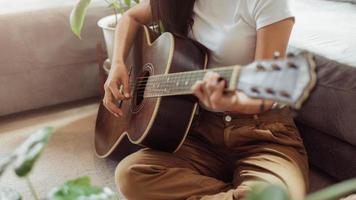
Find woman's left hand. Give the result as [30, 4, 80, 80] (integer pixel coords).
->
[192, 72, 239, 112]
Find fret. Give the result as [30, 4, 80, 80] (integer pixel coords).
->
[142, 67, 236, 98]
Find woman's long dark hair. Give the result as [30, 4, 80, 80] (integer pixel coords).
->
[150, 0, 196, 37]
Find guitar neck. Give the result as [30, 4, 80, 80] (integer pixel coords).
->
[143, 66, 240, 98]
[140, 54, 314, 109]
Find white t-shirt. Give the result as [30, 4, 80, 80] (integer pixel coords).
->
[189, 0, 294, 67]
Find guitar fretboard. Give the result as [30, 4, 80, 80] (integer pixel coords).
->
[137, 67, 237, 98]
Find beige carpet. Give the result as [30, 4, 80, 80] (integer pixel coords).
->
[0, 99, 120, 199]
[0, 98, 334, 200]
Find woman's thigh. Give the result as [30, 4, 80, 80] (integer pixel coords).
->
[115, 136, 233, 200]
[226, 120, 309, 200]
[232, 143, 308, 200]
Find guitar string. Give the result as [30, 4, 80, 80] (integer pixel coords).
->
[121, 67, 235, 83]
[111, 60, 296, 88]
[107, 67, 292, 95]
[134, 76, 246, 96]
[133, 72, 290, 97]
[129, 76, 236, 95]
[128, 73, 233, 91]
[108, 62, 299, 98]
[128, 73, 232, 89]
[112, 61, 295, 86]
[126, 70, 234, 86]
[137, 79, 281, 98]
[128, 65, 295, 90]
[126, 71, 233, 88]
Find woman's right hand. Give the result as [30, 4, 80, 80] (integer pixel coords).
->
[103, 63, 131, 117]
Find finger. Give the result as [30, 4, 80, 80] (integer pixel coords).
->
[204, 71, 220, 80]
[192, 81, 205, 100]
[103, 91, 123, 117]
[200, 80, 213, 107]
[108, 81, 125, 100]
[102, 98, 119, 117]
[105, 99, 123, 117]
[204, 72, 219, 94]
[103, 101, 120, 117]
[192, 81, 211, 107]
[210, 80, 226, 104]
[122, 75, 131, 99]
[205, 74, 220, 95]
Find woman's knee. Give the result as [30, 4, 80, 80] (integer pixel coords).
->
[115, 150, 167, 199]
[115, 152, 147, 198]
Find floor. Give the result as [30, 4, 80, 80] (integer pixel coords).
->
[0, 98, 334, 199]
[0, 98, 120, 199]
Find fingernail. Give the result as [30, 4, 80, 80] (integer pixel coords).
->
[114, 114, 119, 117]
[124, 93, 130, 98]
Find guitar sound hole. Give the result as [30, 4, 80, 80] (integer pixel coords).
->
[133, 71, 150, 109]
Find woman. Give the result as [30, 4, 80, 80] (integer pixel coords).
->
[103, 0, 308, 199]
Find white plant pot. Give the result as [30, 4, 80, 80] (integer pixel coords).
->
[97, 14, 121, 62]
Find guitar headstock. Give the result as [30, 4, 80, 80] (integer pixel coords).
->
[237, 53, 317, 109]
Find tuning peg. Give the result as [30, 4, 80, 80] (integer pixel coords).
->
[273, 51, 281, 60]
[280, 91, 291, 98]
[265, 88, 276, 95]
[272, 64, 281, 71]
[256, 64, 266, 71]
[287, 53, 295, 58]
[288, 62, 298, 69]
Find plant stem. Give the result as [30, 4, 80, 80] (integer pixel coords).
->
[114, 7, 118, 26]
[25, 176, 40, 200]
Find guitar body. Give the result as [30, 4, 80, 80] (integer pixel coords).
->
[95, 26, 208, 160]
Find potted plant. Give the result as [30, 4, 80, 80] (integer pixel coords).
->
[70, 0, 140, 61]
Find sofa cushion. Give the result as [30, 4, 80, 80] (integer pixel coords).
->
[297, 122, 356, 180]
[293, 52, 356, 147]
[0, 1, 111, 116]
[0, 0, 109, 75]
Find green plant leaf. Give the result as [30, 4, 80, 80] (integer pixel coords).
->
[48, 176, 119, 200]
[124, 0, 131, 7]
[70, 0, 92, 39]
[13, 127, 54, 177]
[134, 0, 140, 4]
[108, 1, 121, 10]
[306, 178, 356, 200]
[246, 184, 289, 200]
[0, 187, 22, 200]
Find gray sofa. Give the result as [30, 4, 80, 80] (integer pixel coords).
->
[0, 0, 110, 116]
[295, 54, 356, 180]
[288, 0, 356, 182]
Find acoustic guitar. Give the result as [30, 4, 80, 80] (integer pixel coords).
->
[95, 25, 316, 160]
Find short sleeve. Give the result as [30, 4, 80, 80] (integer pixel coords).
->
[249, 0, 294, 30]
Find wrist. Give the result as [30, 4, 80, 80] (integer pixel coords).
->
[110, 61, 126, 72]
[111, 59, 126, 68]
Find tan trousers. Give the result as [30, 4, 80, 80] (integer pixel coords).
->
[115, 107, 309, 200]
